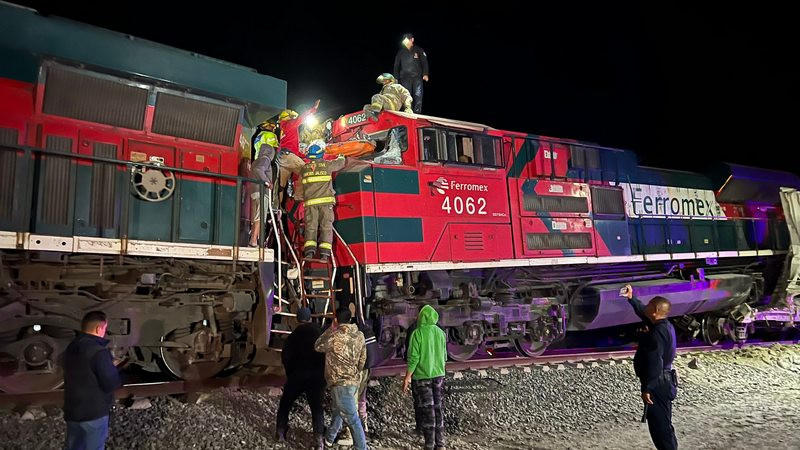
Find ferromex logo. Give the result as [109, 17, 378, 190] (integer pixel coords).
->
[620, 183, 725, 219]
[431, 177, 450, 195]
[430, 177, 488, 196]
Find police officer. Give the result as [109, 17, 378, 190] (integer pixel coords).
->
[364, 73, 413, 120]
[393, 33, 428, 113]
[622, 284, 679, 450]
[300, 140, 346, 260]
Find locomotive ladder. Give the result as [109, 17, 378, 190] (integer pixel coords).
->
[300, 253, 338, 324]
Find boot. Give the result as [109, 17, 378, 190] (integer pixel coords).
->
[318, 250, 330, 262]
[335, 427, 353, 446]
[364, 106, 380, 121]
[303, 248, 316, 259]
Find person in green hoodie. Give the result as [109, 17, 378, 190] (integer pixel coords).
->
[403, 305, 447, 450]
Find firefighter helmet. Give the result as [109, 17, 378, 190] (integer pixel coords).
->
[279, 109, 298, 122]
[257, 120, 277, 131]
[376, 73, 396, 85]
[306, 139, 326, 159]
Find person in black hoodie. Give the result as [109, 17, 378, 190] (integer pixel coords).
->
[393, 33, 429, 114]
[356, 320, 378, 433]
[275, 307, 326, 449]
[63, 310, 122, 450]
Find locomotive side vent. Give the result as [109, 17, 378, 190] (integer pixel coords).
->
[0, 128, 19, 221]
[523, 194, 589, 213]
[90, 143, 118, 228]
[41, 136, 73, 225]
[43, 66, 147, 130]
[152, 93, 239, 146]
[526, 232, 592, 250]
[590, 186, 625, 216]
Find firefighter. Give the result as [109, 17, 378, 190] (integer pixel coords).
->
[246, 121, 280, 247]
[300, 140, 346, 260]
[252, 120, 279, 160]
[300, 118, 332, 148]
[277, 100, 320, 202]
[364, 73, 413, 120]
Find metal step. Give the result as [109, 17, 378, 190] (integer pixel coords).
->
[304, 275, 331, 281]
[302, 257, 331, 264]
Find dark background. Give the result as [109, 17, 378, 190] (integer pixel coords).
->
[14, 1, 799, 174]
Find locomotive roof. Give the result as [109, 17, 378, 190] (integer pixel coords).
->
[0, 1, 286, 113]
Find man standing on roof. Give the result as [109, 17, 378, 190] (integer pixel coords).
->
[364, 73, 413, 120]
[394, 33, 428, 114]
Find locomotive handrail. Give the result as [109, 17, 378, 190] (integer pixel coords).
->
[631, 212, 774, 222]
[498, 133, 629, 154]
[0, 142, 278, 257]
[0, 143, 270, 185]
[333, 227, 365, 323]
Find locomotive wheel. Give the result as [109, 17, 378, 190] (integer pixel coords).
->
[158, 327, 230, 381]
[701, 316, 724, 346]
[374, 341, 398, 366]
[0, 327, 70, 393]
[374, 326, 398, 366]
[513, 337, 548, 358]
[446, 342, 479, 362]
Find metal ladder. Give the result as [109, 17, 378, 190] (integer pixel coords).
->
[300, 253, 338, 324]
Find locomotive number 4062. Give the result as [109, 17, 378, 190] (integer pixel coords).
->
[441, 196, 487, 215]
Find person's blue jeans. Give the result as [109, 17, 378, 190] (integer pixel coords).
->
[66, 415, 109, 450]
[325, 385, 367, 450]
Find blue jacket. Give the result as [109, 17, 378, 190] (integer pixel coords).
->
[63, 333, 121, 422]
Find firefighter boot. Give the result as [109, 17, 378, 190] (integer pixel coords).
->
[364, 105, 379, 121]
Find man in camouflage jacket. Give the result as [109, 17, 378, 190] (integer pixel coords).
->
[314, 308, 368, 449]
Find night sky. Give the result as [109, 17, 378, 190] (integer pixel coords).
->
[14, 1, 799, 174]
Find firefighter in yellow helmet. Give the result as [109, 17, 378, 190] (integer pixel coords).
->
[364, 73, 413, 120]
[276, 101, 320, 204]
[300, 140, 346, 260]
[253, 120, 279, 160]
[246, 121, 279, 247]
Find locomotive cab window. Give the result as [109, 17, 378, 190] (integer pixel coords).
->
[420, 128, 503, 167]
[360, 126, 408, 164]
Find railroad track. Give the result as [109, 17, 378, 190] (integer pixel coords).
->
[2, 340, 795, 408]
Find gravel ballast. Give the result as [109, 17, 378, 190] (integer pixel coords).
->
[2, 344, 799, 449]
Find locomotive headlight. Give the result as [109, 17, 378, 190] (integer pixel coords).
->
[305, 114, 318, 128]
[33, 324, 41, 332]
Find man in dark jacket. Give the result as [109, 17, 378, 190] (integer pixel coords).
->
[275, 307, 326, 449]
[63, 311, 122, 450]
[393, 33, 429, 114]
[356, 321, 377, 433]
[622, 285, 679, 450]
